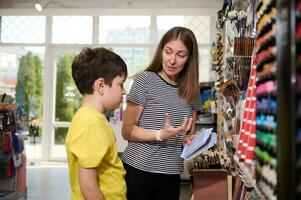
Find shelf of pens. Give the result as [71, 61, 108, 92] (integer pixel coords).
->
[296, 0, 301, 198]
[255, 0, 278, 199]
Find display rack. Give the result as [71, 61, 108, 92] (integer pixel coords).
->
[295, 0, 301, 198]
[0, 103, 28, 200]
[277, 0, 298, 199]
[195, 82, 216, 128]
[233, 156, 264, 198]
[189, 0, 264, 198]
[254, 0, 277, 199]
[232, 0, 299, 199]
[209, 0, 274, 199]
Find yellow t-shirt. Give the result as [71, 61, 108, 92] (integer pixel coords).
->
[65, 107, 126, 200]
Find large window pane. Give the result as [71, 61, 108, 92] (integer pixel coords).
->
[0, 46, 44, 160]
[0, 46, 44, 117]
[110, 47, 150, 91]
[52, 16, 93, 44]
[54, 51, 82, 122]
[52, 127, 68, 158]
[157, 16, 210, 44]
[25, 124, 43, 161]
[199, 48, 212, 82]
[0, 16, 45, 44]
[199, 48, 210, 69]
[99, 16, 150, 44]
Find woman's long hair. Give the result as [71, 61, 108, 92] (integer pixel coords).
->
[145, 26, 199, 103]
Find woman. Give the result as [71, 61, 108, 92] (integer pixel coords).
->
[121, 26, 200, 200]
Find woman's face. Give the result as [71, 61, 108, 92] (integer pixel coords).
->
[161, 39, 189, 81]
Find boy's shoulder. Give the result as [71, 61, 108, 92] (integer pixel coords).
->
[72, 107, 104, 123]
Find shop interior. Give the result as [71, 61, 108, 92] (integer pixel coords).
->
[0, 0, 299, 199]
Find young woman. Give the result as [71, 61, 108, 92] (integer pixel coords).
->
[121, 26, 200, 200]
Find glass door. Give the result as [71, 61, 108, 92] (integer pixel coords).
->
[48, 48, 81, 160]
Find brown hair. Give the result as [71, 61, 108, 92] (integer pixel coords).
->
[145, 26, 199, 103]
[72, 47, 127, 95]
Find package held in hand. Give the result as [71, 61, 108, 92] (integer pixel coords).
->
[181, 128, 217, 160]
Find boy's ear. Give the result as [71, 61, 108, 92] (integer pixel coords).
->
[94, 78, 105, 95]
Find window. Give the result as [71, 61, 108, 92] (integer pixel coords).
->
[0, 16, 45, 43]
[157, 16, 210, 44]
[99, 16, 150, 44]
[52, 16, 93, 44]
[0, 46, 44, 160]
[0, 14, 214, 160]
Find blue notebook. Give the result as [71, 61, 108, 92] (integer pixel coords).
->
[181, 128, 217, 160]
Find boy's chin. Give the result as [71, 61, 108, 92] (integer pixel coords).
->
[106, 105, 119, 111]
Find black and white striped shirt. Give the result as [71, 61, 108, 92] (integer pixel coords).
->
[122, 71, 198, 174]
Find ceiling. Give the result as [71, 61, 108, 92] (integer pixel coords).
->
[0, 0, 222, 10]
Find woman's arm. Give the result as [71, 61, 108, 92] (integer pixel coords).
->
[79, 167, 105, 200]
[122, 101, 193, 142]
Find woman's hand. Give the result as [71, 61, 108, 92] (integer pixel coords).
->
[160, 113, 193, 140]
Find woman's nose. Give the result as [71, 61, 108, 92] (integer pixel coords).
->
[169, 53, 176, 64]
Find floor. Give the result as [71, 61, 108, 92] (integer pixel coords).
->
[27, 162, 70, 200]
[26, 162, 192, 200]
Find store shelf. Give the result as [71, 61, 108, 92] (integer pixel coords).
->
[195, 121, 215, 125]
[233, 156, 265, 200]
[0, 190, 26, 200]
[256, 108, 277, 116]
[257, 125, 277, 134]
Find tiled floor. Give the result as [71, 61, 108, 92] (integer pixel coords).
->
[26, 162, 192, 200]
[27, 162, 70, 200]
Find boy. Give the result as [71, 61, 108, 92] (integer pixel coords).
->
[65, 47, 127, 200]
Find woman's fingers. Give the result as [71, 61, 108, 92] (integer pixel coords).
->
[179, 117, 193, 133]
[163, 115, 194, 140]
[185, 117, 193, 132]
[164, 113, 171, 128]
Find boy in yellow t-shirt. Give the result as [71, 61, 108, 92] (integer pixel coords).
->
[65, 47, 127, 200]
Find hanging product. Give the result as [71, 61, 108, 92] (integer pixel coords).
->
[236, 58, 257, 164]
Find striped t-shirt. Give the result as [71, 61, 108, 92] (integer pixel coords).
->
[121, 71, 198, 174]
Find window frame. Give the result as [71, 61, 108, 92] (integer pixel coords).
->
[0, 10, 216, 161]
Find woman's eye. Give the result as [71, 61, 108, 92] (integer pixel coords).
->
[165, 49, 171, 54]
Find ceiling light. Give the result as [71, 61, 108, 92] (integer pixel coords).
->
[35, 0, 49, 12]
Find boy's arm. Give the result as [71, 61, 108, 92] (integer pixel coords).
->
[79, 167, 105, 200]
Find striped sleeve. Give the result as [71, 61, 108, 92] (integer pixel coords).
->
[127, 72, 149, 106]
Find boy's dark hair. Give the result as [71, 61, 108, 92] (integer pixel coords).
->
[72, 47, 127, 95]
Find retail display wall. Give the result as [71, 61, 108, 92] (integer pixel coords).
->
[0, 103, 28, 200]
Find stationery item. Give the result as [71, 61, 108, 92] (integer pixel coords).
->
[181, 128, 217, 160]
[237, 60, 257, 162]
[186, 148, 232, 175]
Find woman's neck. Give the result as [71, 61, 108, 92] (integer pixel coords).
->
[158, 71, 177, 85]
